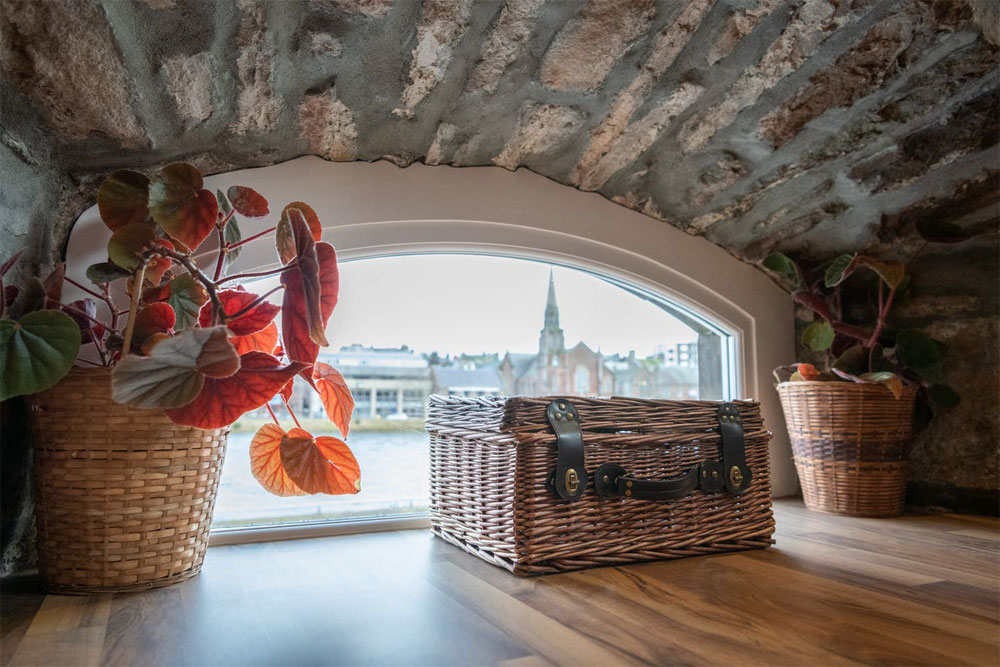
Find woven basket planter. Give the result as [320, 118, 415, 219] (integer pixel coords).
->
[776, 381, 918, 518]
[27, 367, 228, 594]
[427, 395, 774, 575]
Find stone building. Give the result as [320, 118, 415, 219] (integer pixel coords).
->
[500, 272, 697, 398]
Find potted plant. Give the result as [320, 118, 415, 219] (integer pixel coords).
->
[762, 218, 974, 517]
[0, 163, 358, 593]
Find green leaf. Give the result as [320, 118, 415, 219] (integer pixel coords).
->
[833, 345, 868, 376]
[762, 252, 801, 285]
[223, 216, 242, 269]
[86, 262, 130, 285]
[915, 219, 973, 244]
[111, 326, 238, 409]
[108, 223, 155, 270]
[216, 189, 231, 217]
[857, 256, 905, 289]
[0, 310, 81, 401]
[148, 163, 218, 251]
[858, 371, 904, 400]
[928, 384, 960, 409]
[894, 328, 943, 383]
[96, 169, 150, 231]
[824, 253, 857, 287]
[801, 321, 835, 352]
[167, 273, 209, 331]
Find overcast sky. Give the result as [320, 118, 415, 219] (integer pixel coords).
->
[258, 255, 697, 358]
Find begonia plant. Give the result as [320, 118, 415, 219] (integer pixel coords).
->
[0, 163, 359, 497]
[762, 216, 981, 420]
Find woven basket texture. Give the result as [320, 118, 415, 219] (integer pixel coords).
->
[426, 395, 774, 575]
[777, 381, 917, 518]
[28, 367, 228, 594]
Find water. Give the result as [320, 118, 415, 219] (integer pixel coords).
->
[212, 429, 430, 528]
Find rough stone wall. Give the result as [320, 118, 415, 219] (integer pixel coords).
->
[0, 0, 997, 571]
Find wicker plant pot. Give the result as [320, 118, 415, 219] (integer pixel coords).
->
[776, 381, 918, 518]
[27, 367, 228, 594]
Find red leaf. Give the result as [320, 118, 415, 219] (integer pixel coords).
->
[165, 352, 308, 429]
[796, 363, 821, 381]
[97, 169, 150, 231]
[280, 428, 360, 495]
[282, 242, 339, 364]
[250, 423, 307, 496]
[227, 186, 269, 218]
[275, 202, 323, 264]
[280, 378, 294, 403]
[141, 280, 173, 305]
[43, 263, 65, 305]
[231, 321, 279, 355]
[141, 332, 170, 355]
[199, 289, 280, 336]
[149, 164, 218, 251]
[145, 239, 175, 287]
[313, 362, 353, 439]
[132, 302, 175, 344]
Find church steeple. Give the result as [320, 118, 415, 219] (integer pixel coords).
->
[543, 269, 561, 332]
[539, 269, 565, 356]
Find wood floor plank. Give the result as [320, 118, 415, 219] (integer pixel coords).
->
[1, 500, 997, 666]
[428, 562, 636, 666]
[8, 594, 111, 667]
[720, 554, 998, 664]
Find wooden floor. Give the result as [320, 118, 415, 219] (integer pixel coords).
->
[2, 499, 997, 666]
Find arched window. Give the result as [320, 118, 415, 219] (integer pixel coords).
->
[63, 157, 796, 541]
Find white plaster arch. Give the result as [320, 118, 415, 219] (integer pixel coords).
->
[65, 156, 797, 496]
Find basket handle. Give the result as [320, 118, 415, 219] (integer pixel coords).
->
[593, 461, 725, 500]
[547, 400, 752, 501]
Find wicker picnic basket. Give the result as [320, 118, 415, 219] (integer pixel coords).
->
[777, 381, 918, 517]
[426, 395, 774, 574]
[28, 367, 228, 594]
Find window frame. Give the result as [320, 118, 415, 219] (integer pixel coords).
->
[63, 157, 797, 547]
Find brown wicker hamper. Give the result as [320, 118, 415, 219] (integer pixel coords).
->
[777, 381, 918, 517]
[27, 368, 228, 594]
[426, 395, 774, 574]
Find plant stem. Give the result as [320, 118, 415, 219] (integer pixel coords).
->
[144, 248, 224, 324]
[265, 403, 282, 428]
[121, 265, 146, 358]
[59, 302, 109, 330]
[227, 225, 277, 251]
[216, 261, 297, 286]
[64, 276, 105, 301]
[283, 397, 302, 429]
[226, 285, 285, 321]
[75, 357, 105, 367]
[213, 225, 227, 282]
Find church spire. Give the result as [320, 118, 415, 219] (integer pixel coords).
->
[543, 268, 560, 332]
[539, 268, 565, 356]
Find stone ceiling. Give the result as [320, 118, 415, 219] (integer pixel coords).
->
[1, 0, 998, 267]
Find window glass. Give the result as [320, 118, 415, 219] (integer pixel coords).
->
[212, 255, 731, 529]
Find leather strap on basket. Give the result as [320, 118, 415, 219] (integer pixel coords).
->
[591, 401, 752, 501]
[546, 399, 586, 501]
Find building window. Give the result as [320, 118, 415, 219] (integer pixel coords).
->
[574, 364, 591, 395]
[211, 255, 732, 530]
